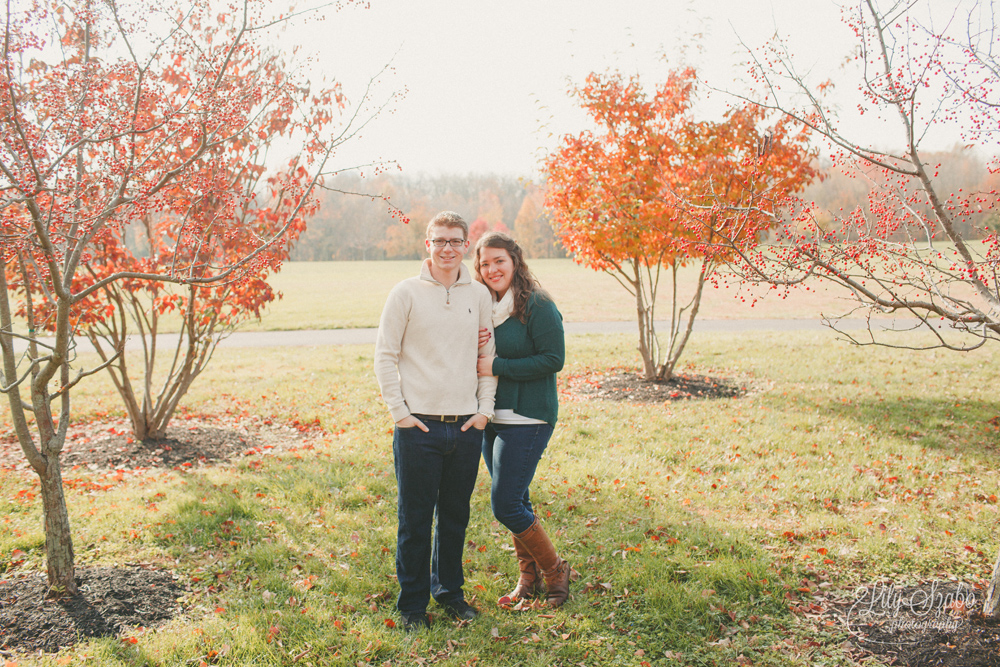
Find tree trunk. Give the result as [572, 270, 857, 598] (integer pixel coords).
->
[39, 458, 77, 595]
[635, 289, 657, 380]
[657, 261, 709, 381]
[984, 547, 1000, 617]
[626, 259, 658, 381]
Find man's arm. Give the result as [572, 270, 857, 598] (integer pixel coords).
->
[373, 288, 416, 424]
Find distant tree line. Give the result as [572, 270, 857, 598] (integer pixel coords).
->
[291, 146, 996, 262]
[799, 147, 999, 240]
[290, 173, 565, 260]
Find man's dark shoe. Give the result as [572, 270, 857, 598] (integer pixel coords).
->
[401, 612, 430, 632]
[440, 599, 479, 621]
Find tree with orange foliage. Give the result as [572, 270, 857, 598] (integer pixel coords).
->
[0, 0, 392, 593]
[544, 68, 817, 380]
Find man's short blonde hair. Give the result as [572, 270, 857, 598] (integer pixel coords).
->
[426, 211, 468, 239]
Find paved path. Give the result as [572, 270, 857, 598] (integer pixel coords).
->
[13, 318, 903, 353]
[205, 318, 883, 348]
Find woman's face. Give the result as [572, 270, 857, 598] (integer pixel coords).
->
[478, 246, 514, 298]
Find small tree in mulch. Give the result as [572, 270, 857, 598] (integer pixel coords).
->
[0, 414, 314, 654]
[543, 67, 817, 382]
[0, 0, 384, 597]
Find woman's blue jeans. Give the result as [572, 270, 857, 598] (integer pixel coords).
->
[393, 420, 482, 615]
[482, 422, 554, 535]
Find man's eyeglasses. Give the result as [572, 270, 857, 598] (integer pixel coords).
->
[429, 238, 467, 248]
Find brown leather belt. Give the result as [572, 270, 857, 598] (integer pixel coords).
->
[412, 413, 473, 423]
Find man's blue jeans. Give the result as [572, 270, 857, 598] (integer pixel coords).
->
[392, 420, 482, 615]
[482, 422, 554, 535]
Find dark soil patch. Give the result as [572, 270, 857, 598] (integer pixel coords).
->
[570, 369, 750, 404]
[0, 415, 317, 655]
[0, 566, 185, 654]
[0, 415, 316, 471]
[822, 581, 1000, 666]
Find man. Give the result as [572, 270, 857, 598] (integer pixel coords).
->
[374, 211, 497, 631]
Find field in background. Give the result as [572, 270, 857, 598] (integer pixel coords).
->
[243, 259, 860, 331]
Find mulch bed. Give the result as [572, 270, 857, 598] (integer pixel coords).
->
[0, 416, 316, 655]
[0, 414, 314, 471]
[813, 581, 1000, 666]
[0, 567, 185, 654]
[570, 369, 751, 403]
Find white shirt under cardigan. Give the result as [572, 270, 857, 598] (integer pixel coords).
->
[491, 290, 547, 426]
[374, 260, 497, 423]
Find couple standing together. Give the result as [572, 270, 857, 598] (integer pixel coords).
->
[374, 211, 568, 631]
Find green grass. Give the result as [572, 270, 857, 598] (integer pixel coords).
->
[2, 258, 866, 335]
[2, 329, 998, 665]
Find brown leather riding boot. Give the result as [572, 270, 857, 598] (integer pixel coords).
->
[513, 517, 569, 607]
[499, 536, 544, 605]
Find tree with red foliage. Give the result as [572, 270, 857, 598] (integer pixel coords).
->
[468, 216, 510, 246]
[0, 0, 392, 594]
[543, 68, 817, 380]
[721, 0, 1000, 351]
[713, 0, 1000, 615]
[76, 38, 341, 442]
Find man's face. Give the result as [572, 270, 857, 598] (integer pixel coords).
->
[425, 225, 468, 273]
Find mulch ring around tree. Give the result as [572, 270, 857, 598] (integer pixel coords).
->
[810, 580, 1000, 666]
[0, 566, 186, 655]
[568, 367, 757, 404]
[0, 415, 321, 655]
[0, 413, 319, 471]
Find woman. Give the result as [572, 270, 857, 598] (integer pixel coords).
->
[473, 231, 569, 607]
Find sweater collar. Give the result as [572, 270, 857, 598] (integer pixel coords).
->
[420, 259, 472, 286]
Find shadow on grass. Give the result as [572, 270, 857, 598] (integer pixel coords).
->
[142, 448, 843, 665]
[548, 516, 823, 664]
[820, 396, 1000, 458]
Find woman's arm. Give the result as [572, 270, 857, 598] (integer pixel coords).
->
[491, 296, 565, 381]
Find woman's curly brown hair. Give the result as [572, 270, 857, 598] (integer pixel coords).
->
[473, 231, 550, 323]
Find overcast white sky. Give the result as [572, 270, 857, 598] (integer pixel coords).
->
[282, 0, 971, 178]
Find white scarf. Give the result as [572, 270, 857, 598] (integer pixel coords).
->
[492, 290, 514, 328]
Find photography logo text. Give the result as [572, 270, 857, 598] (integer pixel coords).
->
[845, 581, 976, 643]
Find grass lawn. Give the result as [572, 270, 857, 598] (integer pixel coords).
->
[1, 329, 998, 665]
[238, 259, 860, 331]
[0, 259, 872, 335]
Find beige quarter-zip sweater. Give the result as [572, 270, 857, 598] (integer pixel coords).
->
[374, 260, 497, 423]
